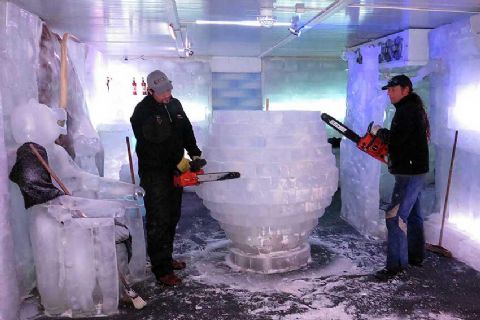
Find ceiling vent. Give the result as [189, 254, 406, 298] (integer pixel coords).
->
[350, 29, 430, 70]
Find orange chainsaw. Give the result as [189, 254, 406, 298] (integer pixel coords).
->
[321, 113, 388, 164]
[174, 170, 241, 187]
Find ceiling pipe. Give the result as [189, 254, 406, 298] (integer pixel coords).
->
[274, 4, 480, 14]
[259, 0, 352, 58]
[348, 4, 480, 14]
[165, 0, 188, 58]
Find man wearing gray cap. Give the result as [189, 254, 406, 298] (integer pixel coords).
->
[130, 70, 205, 286]
[371, 74, 430, 281]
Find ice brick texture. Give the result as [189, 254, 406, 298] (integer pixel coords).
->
[0, 3, 42, 317]
[197, 111, 338, 273]
[340, 46, 387, 238]
[28, 196, 125, 317]
[426, 16, 480, 271]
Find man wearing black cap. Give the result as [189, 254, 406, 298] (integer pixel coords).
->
[130, 70, 205, 286]
[372, 74, 430, 281]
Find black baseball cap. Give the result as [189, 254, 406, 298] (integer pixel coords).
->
[381, 74, 412, 90]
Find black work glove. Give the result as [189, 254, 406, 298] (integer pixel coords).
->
[190, 156, 207, 172]
[376, 128, 389, 144]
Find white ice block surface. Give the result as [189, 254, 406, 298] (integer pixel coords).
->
[29, 196, 122, 317]
[198, 110, 338, 273]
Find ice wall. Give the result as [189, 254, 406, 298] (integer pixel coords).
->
[426, 15, 480, 270]
[341, 46, 387, 238]
[0, 39, 20, 320]
[38, 26, 104, 176]
[0, 0, 42, 306]
[197, 111, 338, 273]
[262, 57, 347, 138]
[98, 58, 211, 179]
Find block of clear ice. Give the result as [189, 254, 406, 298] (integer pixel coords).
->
[28, 196, 124, 317]
[197, 111, 338, 273]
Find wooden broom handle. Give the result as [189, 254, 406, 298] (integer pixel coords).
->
[126, 137, 136, 184]
[438, 130, 458, 246]
[29, 143, 71, 196]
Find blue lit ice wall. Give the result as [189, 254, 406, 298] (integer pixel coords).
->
[212, 72, 262, 110]
[427, 15, 480, 269]
[262, 58, 347, 137]
[341, 46, 386, 238]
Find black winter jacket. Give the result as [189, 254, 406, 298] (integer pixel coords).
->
[130, 95, 201, 173]
[379, 93, 429, 175]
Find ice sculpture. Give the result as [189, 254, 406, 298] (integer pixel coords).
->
[10, 99, 143, 200]
[9, 99, 147, 314]
[197, 111, 338, 273]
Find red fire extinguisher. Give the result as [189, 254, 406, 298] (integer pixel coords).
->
[141, 77, 147, 95]
[132, 77, 137, 95]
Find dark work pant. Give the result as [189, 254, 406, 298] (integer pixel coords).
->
[385, 174, 426, 271]
[140, 171, 183, 277]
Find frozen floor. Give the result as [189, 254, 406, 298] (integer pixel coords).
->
[27, 191, 480, 320]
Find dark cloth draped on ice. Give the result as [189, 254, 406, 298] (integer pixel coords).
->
[9, 142, 64, 209]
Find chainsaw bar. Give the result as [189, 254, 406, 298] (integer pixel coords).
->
[197, 172, 240, 183]
[321, 113, 361, 144]
[321, 112, 388, 164]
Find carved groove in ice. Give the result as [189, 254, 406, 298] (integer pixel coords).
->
[197, 111, 338, 273]
[29, 196, 123, 317]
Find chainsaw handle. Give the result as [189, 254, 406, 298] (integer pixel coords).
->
[367, 121, 374, 134]
[173, 169, 205, 188]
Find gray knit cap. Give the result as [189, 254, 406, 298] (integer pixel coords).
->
[147, 70, 173, 93]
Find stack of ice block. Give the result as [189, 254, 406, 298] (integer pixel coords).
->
[29, 196, 123, 317]
[197, 111, 338, 273]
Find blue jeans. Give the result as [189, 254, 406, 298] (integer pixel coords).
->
[385, 174, 426, 271]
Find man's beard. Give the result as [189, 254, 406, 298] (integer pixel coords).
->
[161, 97, 171, 104]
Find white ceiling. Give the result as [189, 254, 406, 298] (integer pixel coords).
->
[10, 0, 480, 58]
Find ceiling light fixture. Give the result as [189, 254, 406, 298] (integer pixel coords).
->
[183, 27, 193, 57]
[195, 20, 290, 27]
[257, 15, 277, 28]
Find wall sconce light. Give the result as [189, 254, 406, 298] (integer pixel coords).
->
[168, 23, 177, 40]
[288, 15, 302, 36]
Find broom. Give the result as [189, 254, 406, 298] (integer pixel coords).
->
[126, 136, 136, 185]
[29, 143, 147, 309]
[426, 130, 458, 258]
[118, 266, 147, 309]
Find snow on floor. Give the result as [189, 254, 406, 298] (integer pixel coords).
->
[29, 191, 480, 320]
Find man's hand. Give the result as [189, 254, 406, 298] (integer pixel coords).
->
[370, 124, 382, 135]
[176, 157, 190, 174]
[133, 186, 145, 200]
[190, 156, 207, 172]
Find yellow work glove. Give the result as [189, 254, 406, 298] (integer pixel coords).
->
[176, 157, 190, 174]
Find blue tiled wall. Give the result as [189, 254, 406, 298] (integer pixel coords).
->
[212, 72, 262, 110]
